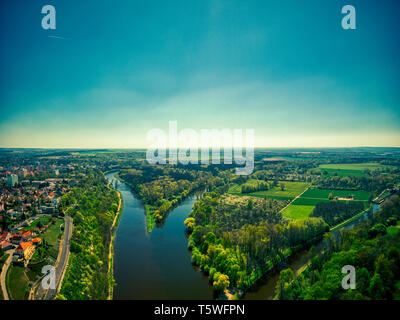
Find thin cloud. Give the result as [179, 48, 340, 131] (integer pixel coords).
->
[48, 35, 69, 40]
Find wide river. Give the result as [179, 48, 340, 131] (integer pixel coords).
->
[106, 171, 379, 300]
[106, 172, 213, 299]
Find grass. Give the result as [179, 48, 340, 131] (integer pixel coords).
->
[282, 205, 315, 219]
[283, 187, 370, 220]
[228, 181, 309, 200]
[7, 265, 30, 300]
[25, 216, 52, 231]
[319, 163, 389, 170]
[41, 218, 63, 258]
[292, 197, 330, 206]
[319, 163, 390, 177]
[145, 204, 156, 233]
[41, 219, 63, 247]
[301, 188, 370, 201]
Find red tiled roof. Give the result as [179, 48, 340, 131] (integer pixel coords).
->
[16, 241, 32, 252]
[22, 230, 32, 238]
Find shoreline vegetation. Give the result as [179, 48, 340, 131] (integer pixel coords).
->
[274, 194, 400, 300]
[56, 169, 120, 300]
[117, 167, 212, 233]
[185, 186, 380, 300]
[113, 173, 156, 233]
[107, 188, 123, 300]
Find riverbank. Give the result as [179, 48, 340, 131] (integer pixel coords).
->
[111, 173, 155, 233]
[330, 205, 372, 231]
[107, 181, 123, 300]
[105, 171, 213, 299]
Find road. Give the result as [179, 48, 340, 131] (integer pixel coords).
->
[32, 216, 73, 300]
[0, 249, 14, 300]
[45, 216, 73, 300]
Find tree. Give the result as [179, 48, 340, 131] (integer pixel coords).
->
[280, 183, 285, 191]
[184, 217, 195, 231]
[213, 273, 230, 292]
[247, 199, 253, 210]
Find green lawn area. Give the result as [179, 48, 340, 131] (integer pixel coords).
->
[7, 265, 30, 300]
[301, 188, 370, 201]
[25, 216, 52, 231]
[318, 163, 390, 177]
[282, 205, 315, 220]
[40, 218, 63, 259]
[41, 219, 63, 247]
[228, 181, 309, 200]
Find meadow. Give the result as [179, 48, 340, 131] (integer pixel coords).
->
[282, 188, 370, 220]
[318, 163, 390, 177]
[281, 205, 315, 220]
[228, 181, 309, 200]
[301, 188, 370, 201]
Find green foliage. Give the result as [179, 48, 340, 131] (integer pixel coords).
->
[275, 195, 400, 300]
[59, 169, 119, 300]
[311, 201, 365, 227]
[187, 187, 328, 293]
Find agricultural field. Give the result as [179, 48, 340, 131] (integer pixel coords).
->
[318, 163, 390, 177]
[228, 181, 309, 200]
[301, 188, 370, 201]
[281, 205, 315, 220]
[282, 188, 370, 220]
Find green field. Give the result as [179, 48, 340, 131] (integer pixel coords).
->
[319, 163, 390, 177]
[25, 216, 52, 231]
[7, 265, 30, 300]
[228, 181, 309, 200]
[301, 188, 370, 201]
[41, 218, 63, 258]
[282, 205, 315, 219]
[283, 187, 370, 220]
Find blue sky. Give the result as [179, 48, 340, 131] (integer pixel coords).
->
[0, 0, 399, 148]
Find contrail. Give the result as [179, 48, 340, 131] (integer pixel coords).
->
[48, 35, 69, 40]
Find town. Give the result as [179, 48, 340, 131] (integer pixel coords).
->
[0, 160, 84, 299]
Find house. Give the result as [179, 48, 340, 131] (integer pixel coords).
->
[0, 240, 13, 250]
[13, 241, 35, 263]
[0, 231, 11, 241]
[21, 230, 32, 241]
[32, 238, 42, 246]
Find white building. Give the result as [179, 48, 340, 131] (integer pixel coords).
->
[7, 174, 18, 187]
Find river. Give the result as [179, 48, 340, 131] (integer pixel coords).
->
[106, 171, 380, 300]
[105, 172, 213, 299]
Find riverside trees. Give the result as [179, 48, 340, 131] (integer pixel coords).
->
[186, 187, 329, 295]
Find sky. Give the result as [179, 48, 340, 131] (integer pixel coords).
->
[0, 0, 399, 148]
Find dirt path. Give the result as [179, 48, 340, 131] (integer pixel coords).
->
[278, 185, 311, 214]
[0, 250, 14, 300]
[107, 190, 122, 300]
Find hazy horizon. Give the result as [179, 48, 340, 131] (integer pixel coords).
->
[1, 0, 400, 148]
